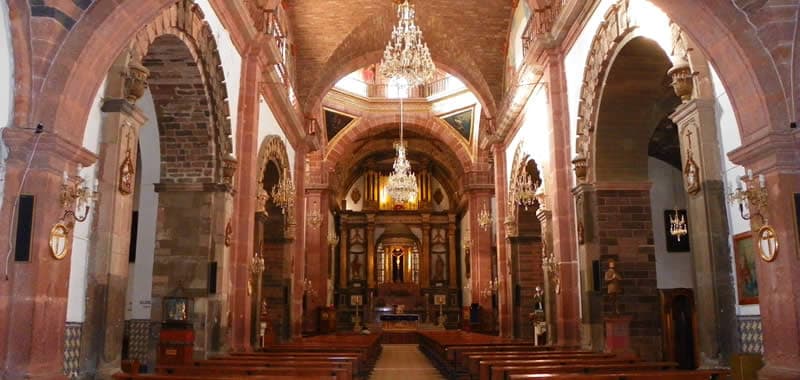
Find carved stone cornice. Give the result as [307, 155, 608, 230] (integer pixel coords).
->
[154, 183, 230, 193]
[3, 128, 97, 168]
[727, 129, 800, 174]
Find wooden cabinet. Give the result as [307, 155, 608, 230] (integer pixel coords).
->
[318, 306, 337, 334]
[157, 325, 194, 365]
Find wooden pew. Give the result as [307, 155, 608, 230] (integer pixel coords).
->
[113, 373, 337, 380]
[506, 369, 730, 380]
[474, 356, 635, 380]
[464, 352, 615, 377]
[155, 364, 351, 380]
[222, 353, 364, 376]
[488, 362, 678, 380]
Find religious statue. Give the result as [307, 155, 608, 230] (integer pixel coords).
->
[433, 255, 445, 282]
[533, 285, 544, 313]
[391, 248, 404, 283]
[604, 259, 623, 314]
[351, 255, 362, 280]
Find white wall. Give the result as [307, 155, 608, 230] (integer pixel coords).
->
[648, 157, 695, 289]
[505, 86, 550, 185]
[66, 77, 107, 322]
[196, 0, 242, 153]
[507, 2, 532, 73]
[125, 89, 161, 320]
[258, 96, 295, 175]
[0, 0, 15, 213]
[710, 65, 758, 316]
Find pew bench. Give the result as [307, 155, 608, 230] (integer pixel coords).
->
[474, 357, 639, 380]
[488, 362, 679, 380]
[506, 369, 730, 380]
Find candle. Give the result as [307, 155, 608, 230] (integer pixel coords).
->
[62, 171, 68, 183]
[736, 176, 742, 190]
[93, 178, 99, 192]
[759, 174, 766, 188]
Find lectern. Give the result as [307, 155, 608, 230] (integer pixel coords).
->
[158, 293, 194, 365]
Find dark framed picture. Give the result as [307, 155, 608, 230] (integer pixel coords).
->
[733, 232, 759, 305]
[663, 209, 690, 252]
[440, 107, 474, 140]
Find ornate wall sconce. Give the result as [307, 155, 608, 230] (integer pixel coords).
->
[480, 278, 499, 299]
[728, 169, 769, 226]
[542, 253, 560, 294]
[248, 249, 265, 296]
[478, 202, 492, 230]
[327, 232, 339, 246]
[59, 170, 98, 225]
[308, 201, 322, 228]
[271, 168, 295, 214]
[303, 277, 318, 299]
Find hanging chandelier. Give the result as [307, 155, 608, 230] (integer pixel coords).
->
[514, 174, 538, 210]
[379, 0, 436, 86]
[271, 168, 295, 214]
[669, 206, 688, 241]
[386, 139, 418, 204]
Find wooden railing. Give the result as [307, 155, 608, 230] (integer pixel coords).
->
[521, 0, 567, 56]
[342, 76, 463, 99]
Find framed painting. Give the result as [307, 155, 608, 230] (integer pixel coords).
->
[733, 232, 759, 305]
[440, 107, 474, 140]
[663, 209, 690, 252]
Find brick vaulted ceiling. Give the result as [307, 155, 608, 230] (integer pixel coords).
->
[287, 0, 513, 116]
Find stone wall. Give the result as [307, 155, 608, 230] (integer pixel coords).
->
[595, 189, 661, 360]
[510, 238, 544, 339]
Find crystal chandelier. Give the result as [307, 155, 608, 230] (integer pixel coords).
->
[514, 174, 538, 210]
[669, 206, 688, 242]
[379, 0, 436, 86]
[385, 83, 418, 204]
[271, 168, 295, 214]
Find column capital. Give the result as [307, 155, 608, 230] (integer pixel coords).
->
[668, 98, 716, 125]
[728, 130, 800, 175]
[100, 98, 149, 128]
[3, 128, 97, 169]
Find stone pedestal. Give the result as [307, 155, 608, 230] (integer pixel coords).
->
[604, 315, 635, 358]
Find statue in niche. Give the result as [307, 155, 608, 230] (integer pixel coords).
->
[433, 255, 445, 282]
[351, 255, 362, 280]
[391, 248, 405, 283]
[604, 260, 623, 314]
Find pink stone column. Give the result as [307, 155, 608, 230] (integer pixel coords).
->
[491, 146, 513, 337]
[302, 189, 330, 334]
[545, 54, 581, 346]
[0, 129, 96, 380]
[229, 52, 260, 352]
[466, 192, 490, 310]
[290, 147, 307, 340]
[729, 132, 800, 380]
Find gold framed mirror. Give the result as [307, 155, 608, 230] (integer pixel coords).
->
[756, 225, 779, 262]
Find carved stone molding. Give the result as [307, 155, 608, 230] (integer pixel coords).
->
[573, 0, 693, 184]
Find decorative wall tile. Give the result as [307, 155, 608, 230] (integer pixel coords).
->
[63, 323, 82, 379]
[125, 319, 155, 369]
[737, 316, 763, 354]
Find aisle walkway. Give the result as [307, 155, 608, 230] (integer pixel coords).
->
[369, 344, 445, 380]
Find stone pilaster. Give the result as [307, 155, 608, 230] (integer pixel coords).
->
[81, 98, 148, 378]
[729, 130, 800, 380]
[421, 219, 431, 288]
[447, 217, 457, 289]
[536, 207, 556, 344]
[0, 129, 96, 380]
[669, 99, 737, 366]
[229, 52, 261, 351]
[303, 188, 330, 332]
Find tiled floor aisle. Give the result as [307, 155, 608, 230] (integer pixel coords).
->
[369, 344, 445, 380]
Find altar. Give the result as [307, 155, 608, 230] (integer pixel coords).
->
[379, 314, 420, 331]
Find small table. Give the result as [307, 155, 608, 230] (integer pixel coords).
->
[380, 314, 420, 331]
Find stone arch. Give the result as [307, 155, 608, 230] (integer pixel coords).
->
[325, 116, 473, 173]
[571, 0, 790, 184]
[301, 8, 497, 119]
[126, 0, 233, 184]
[257, 135, 292, 185]
[505, 140, 542, 236]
